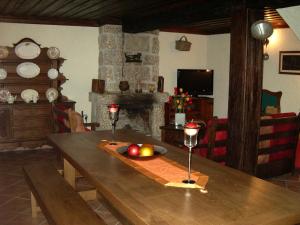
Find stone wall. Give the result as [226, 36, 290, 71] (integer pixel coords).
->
[94, 25, 166, 139]
[98, 25, 159, 93]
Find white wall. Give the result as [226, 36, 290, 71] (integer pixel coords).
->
[159, 32, 208, 94]
[207, 34, 230, 117]
[0, 22, 99, 118]
[263, 28, 300, 112]
[204, 28, 300, 116]
[159, 32, 230, 117]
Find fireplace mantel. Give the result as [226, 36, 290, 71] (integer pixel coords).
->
[89, 92, 168, 138]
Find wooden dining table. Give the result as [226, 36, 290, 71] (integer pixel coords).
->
[48, 129, 300, 225]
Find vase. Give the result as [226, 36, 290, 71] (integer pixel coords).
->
[175, 113, 186, 126]
[119, 81, 129, 92]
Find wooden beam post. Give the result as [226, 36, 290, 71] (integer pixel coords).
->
[227, 4, 264, 174]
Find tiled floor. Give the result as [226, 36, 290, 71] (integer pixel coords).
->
[0, 149, 300, 225]
[0, 149, 121, 225]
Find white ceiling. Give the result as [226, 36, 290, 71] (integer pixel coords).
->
[277, 6, 300, 40]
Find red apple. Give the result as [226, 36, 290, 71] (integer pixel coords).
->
[127, 144, 140, 156]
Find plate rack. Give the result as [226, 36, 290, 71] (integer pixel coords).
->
[0, 38, 71, 151]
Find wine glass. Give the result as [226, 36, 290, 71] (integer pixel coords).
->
[182, 122, 201, 184]
[108, 104, 119, 145]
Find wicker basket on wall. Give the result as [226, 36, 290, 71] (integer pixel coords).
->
[175, 36, 191, 51]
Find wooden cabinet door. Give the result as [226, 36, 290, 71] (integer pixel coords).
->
[0, 107, 12, 140]
[199, 98, 213, 121]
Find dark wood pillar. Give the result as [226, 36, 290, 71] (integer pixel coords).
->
[227, 4, 264, 174]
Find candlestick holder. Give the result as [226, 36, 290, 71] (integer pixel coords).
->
[182, 122, 204, 184]
[108, 104, 119, 145]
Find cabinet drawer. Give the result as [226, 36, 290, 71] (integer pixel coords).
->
[13, 128, 52, 139]
[13, 105, 51, 117]
[13, 117, 52, 129]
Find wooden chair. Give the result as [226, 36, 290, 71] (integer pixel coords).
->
[261, 89, 282, 114]
[196, 117, 228, 164]
[53, 106, 99, 133]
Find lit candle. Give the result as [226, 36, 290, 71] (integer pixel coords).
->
[184, 122, 199, 136]
[108, 104, 119, 113]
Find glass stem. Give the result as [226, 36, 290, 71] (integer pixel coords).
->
[188, 146, 192, 181]
[112, 121, 115, 135]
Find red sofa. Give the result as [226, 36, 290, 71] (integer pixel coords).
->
[196, 113, 300, 178]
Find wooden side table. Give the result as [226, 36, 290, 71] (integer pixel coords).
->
[160, 124, 184, 147]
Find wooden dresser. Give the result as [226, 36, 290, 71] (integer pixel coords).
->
[0, 38, 72, 151]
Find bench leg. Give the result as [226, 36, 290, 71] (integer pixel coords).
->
[31, 193, 41, 218]
[63, 159, 76, 188]
[79, 189, 97, 201]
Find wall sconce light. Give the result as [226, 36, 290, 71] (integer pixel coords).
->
[251, 20, 273, 40]
[263, 38, 269, 60]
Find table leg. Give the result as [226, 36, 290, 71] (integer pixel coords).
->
[63, 159, 97, 201]
[63, 159, 76, 188]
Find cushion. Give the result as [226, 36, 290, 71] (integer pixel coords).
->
[67, 109, 87, 133]
[265, 106, 279, 114]
[261, 92, 278, 113]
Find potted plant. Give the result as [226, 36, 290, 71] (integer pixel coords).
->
[169, 87, 192, 126]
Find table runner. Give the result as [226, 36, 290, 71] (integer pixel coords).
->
[97, 141, 208, 189]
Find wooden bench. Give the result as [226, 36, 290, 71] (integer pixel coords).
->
[23, 163, 106, 225]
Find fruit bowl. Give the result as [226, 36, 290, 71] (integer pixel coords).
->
[116, 144, 167, 160]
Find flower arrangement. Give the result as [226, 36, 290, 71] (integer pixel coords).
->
[169, 87, 192, 113]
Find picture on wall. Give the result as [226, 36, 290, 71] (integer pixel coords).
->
[279, 51, 300, 75]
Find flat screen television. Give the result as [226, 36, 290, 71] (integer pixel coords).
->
[177, 69, 213, 96]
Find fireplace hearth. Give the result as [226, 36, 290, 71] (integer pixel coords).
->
[89, 92, 168, 138]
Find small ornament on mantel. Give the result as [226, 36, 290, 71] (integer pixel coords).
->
[135, 80, 142, 93]
[119, 80, 129, 93]
[157, 76, 164, 92]
[125, 53, 142, 63]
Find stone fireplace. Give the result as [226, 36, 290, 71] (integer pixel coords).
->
[90, 25, 168, 138]
[90, 92, 167, 138]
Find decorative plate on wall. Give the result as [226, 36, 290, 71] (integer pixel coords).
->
[47, 47, 60, 59]
[0, 68, 7, 80]
[0, 46, 9, 59]
[46, 88, 58, 102]
[0, 89, 10, 102]
[16, 62, 40, 78]
[47, 68, 58, 79]
[21, 89, 39, 103]
[15, 41, 41, 59]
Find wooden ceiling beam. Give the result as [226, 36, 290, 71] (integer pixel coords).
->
[72, 0, 121, 19]
[123, 1, 232, 33]
[36, 0, 75, 16]
[0, 15, 99, 27]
